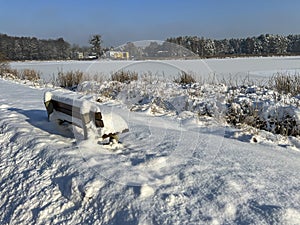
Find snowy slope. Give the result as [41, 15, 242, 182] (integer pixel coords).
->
[1, 78, 300, 225]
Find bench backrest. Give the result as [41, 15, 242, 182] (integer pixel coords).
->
[50, 99, 104, 128]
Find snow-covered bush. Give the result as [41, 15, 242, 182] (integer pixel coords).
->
[98, 81, 123, 99]
[261, 105, 300, 136]
[77, 77, 300, 137]
[78, 80, 124, 100]
[225, 86, 300, 136]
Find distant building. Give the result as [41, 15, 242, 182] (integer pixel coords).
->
[74, 52, 98, 60]
[75, 52, 84, 60]
[105, 51, 129, 60]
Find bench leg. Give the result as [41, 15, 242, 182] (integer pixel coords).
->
[81, 113, 89, 140]
[82, 124, 88, 140]
[44, 101, 53, 121]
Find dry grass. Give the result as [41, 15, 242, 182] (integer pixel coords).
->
[18, 69, 41, 81]
[0, 62, 40, 82]
[174, 71, 196, 85]
[111, 70, 138, 83]
[56, 70, 84, 88]
[0, 53, 10, 75]
[1, 53, 41, 81]
[269, 73, 300, 96]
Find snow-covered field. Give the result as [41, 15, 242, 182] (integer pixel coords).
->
[1, 57, 300, 224]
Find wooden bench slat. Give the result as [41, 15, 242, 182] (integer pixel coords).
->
[52, 100, 81, 117]
[51, 100, 104, 128]
[95, 112, 104, 128]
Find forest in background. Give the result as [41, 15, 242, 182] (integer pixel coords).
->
[1, 33, 300, 61]
[166, 34, 300, 57]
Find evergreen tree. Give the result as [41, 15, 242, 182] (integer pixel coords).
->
[166, 34, 299, 57]
[89, 34, 103, 57]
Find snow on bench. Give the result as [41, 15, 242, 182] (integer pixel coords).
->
[44, 90, 128, 143]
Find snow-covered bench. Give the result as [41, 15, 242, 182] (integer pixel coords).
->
[44, 90, 128, 144]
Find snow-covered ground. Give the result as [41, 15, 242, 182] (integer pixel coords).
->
[1, 58, 300, 224]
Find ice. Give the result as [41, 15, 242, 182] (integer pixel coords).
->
[10, 56, 300, 82]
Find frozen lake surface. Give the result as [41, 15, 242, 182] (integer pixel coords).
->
[10, 56, 300, 83]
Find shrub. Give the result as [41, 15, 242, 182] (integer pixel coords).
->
[56, 70, 84, 88]
[18, 69, 41, 81]
[0, 52, 9, 75]
[0, 53, 19, 80]
[111, 70, 138, 83]
[0, 68, 18, 79]
[269, 73, 300, 96]
[1, 53, 41, 82]
[263, 107, 299, 136]
[225, 88, 300, 137]
[174, 71, 196, 85]
[226, 100, 262, 129]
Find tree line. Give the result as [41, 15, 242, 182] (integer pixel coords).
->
[0, 34, 105, 61]
[166, 34, 300, 57]
[2, 33, 300, 61]
[0, 34, 72, 60]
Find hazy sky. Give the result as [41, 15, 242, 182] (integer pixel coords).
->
[1, 0, 300, 47]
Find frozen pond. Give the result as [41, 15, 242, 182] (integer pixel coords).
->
[10, 56, 300, 83]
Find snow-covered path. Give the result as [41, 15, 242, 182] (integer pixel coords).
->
[1, 79, 300, 224]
